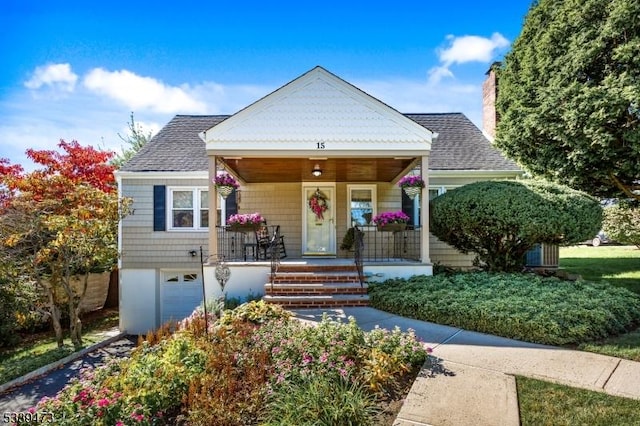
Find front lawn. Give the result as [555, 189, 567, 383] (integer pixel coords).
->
[517, 376, 640, 426]
[559, 245, 640, 361]
[0, 309, 119, 385]
[560, 245, 640, 294]
[23, 302, 429, 426]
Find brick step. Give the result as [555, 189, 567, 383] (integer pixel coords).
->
[276, 264, 357, 273]
[263, 294, 369, 309]
[265, 282, 367, 296]
[272, 272, 361, 284]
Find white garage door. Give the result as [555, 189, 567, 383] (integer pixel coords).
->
[161, 271, 203, 324]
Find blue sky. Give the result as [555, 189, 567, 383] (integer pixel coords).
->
[0, 0, 533, 169]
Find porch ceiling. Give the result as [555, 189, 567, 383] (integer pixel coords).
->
[220, 157, 417, 183]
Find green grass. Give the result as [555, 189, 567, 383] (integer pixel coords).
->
[560, 245, 640, 294]
[0, 309, 119, 384]
[517, 376, 640, 425]
[559, 245, 640, 361]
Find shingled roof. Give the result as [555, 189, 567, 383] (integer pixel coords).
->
[406, 113, 519, 171]
[121, 113, 519, 172]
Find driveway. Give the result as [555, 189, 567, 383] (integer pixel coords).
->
[0, 336, 136, 413]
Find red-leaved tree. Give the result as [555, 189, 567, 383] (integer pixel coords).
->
[0, 140, 130, 348]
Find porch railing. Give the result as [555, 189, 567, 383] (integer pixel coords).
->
[215, 225, 422, 263]
[357, 225, 421, 262]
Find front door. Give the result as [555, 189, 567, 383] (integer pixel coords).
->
[303, 184, 336, 256]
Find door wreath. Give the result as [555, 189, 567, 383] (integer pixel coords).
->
[308, 189, 329, 220]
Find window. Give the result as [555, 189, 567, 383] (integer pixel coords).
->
[169, 188, 209, 230]
[347, 185, 376, 227]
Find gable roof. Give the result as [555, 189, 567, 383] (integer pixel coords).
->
[201, 66, 434, 151]
[120, 113, 519, 172]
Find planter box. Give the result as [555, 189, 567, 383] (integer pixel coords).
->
[376, 223, 407, 232]
[228, 223, 261, 232]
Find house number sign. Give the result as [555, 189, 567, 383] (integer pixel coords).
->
[316, 142, 325, 149]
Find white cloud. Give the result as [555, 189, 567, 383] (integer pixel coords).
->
[428, 33, 509, 84]
[83, 68, 207, 114]
[24, 63, 78, 92]
[438, 33, 510, 65]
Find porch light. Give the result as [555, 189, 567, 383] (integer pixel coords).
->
[312, 163, 323, 177]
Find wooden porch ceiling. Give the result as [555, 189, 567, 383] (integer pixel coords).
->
[220, 157, 417, 183]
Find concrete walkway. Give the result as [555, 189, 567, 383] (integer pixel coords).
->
[290, 307, 640, 426]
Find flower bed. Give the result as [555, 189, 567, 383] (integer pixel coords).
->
[24, 302, 431, 425]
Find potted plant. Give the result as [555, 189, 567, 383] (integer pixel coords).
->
[214, 173, 239, 199]
[227, 212, 265, 232]
[398, 175, 425, 200]
[372, 211, 410, 232]
[340, 227, 364, 251]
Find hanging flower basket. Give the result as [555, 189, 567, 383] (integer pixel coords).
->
[308, 189, 329, 221]
[403, 186, 422, 200]
[217, 185, 234, 199]
[372, 211, 409, 232]
[398, 175, 425, 200]
[214, 173, 239, 199]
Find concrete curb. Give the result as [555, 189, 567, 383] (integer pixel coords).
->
[0, 331, 125, 395]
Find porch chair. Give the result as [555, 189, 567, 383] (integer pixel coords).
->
[255, 225, 287, 260]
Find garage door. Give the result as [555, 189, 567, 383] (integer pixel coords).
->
[161, 271, 203, 324]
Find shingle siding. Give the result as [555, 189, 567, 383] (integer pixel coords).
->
[121, 177, 208, 268]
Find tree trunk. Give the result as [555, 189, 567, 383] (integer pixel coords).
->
[41, 281, 64, 348]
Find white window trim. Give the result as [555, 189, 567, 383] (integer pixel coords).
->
[167, 187, 211, 231]
[346, 184, 377, 229]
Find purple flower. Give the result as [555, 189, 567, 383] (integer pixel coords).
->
[213, 173, 239, 189]
[372, 211, 410, 226]
[228, 212, 265, 225]
[398, 175, 425, 188]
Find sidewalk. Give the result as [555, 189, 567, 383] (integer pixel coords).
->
[0, 330, 135, 412]
[291, 307, 640, 426]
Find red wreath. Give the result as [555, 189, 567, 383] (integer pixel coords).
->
[308, 190, 329, 220]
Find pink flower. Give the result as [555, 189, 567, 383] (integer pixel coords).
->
[116, 422, 124, 426]
[97, 398, 110, 407]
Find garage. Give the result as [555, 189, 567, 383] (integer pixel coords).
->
[161, 271, 203, 324]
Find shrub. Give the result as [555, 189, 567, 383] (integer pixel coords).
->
[603, 201, 640, 249]
[23, 304, 430, 425]
[430, 180, 602, 271]
[28, 333, 206, 425]
[368, 273, 640, 346]
[262, 376, 378, 426]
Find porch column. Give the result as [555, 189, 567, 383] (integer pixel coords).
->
[420, 155, 431, 264]
[208, 155, 218, 260]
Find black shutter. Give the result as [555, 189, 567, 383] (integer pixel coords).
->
[153, 185, 166, 231]
[401, 191, 417, 227]
[225, 189, 238, 220]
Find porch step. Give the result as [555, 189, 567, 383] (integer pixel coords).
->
[263, 263, 368, 308]
[263, 294, 370, 309]
[265, 282, 368, 296]
[271, 272, 361, 284]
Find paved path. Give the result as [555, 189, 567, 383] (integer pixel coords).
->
[291, 307, 640, 426]
[0, 335, 136, 413]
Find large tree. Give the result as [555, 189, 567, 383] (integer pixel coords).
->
[495, 0, 640, 201]
[0, 141, 130, 348]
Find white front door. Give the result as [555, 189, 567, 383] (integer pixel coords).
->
[303, 185, 336, 256]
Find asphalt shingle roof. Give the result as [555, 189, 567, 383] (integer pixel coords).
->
[121, 113, 519, 172]
[406, 113, 520, 171]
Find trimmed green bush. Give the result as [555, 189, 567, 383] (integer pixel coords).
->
[368, 273, 640, 346]
[430, 180, 602, 271]
[603, 201, 640, 249]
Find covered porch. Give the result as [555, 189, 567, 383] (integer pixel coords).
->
[198, 67, 435, 302]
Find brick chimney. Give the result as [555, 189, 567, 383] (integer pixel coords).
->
[482, 62, 501, 140]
